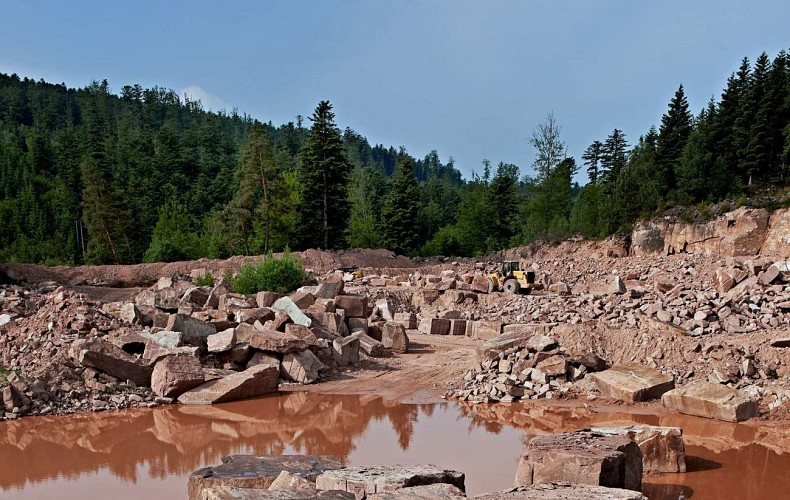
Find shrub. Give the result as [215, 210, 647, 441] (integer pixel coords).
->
[194, 271, 215, 287]
[229, 251, 305, 295]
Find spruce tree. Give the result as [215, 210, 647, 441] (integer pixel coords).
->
[382, 158, 420, 254]
[299, 101, 352, 249]
[237, 125, 277, 253]
[745, 52, 772, 183]
[486, 162, 520, 249]
[581, 140, 603, 184]
[600, 129, 628, 186]
[656, 84, 692, 195]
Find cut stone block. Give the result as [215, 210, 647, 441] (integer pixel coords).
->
[178, 364, 279, 405]
[591, 426, 686, 473]
[590, 364, 674, 402]
[661, 381, 759, 422]
[514, 431, 642, 492]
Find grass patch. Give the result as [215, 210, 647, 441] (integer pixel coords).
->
[228, 251, 305, 295]
[0, 365, 10, 384]
[194, 271, 215, 287]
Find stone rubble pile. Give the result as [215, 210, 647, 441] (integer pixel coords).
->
[442, 331, 606, 403]
[1, 274, 412, 420]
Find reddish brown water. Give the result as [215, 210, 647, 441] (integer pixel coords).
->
[0, 393, 788, 499]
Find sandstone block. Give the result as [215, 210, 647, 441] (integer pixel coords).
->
[332, 334, 361, 365]
[381, 322, 409, 353]
[208, 329, 237, 353]
[358, 334, 387, 357]
[590, 364, 674, 402]
[393, 312, 417, 330]
[475, 483, 647, 499]
[166, 314, 218, 348]
[272, 297, 312, 327]
[316, 465, 465, 499]
[188, 455, 343, 499]
[281, 350, 325, 384]
[250, 330, 308, 354]
[178, 364, 279, 404]
[419, 318, 450, 335]
[76, 338, 153, 386]
[591, 426, 686, 473]
[152, 354, 205, 397]
[334, 295, 368, 318]
[661, 381, 759, 422]
[514, 431, 642, 491]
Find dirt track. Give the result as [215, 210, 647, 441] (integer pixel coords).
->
[287, 333, 480, 404]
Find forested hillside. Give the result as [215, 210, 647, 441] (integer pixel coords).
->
[0, 49, 788, 265]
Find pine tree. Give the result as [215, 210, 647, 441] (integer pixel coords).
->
[745, 52, 772, 183]
[581, 140, 603, 184]
[237, 125, 277, 253]
[80, 157, 132, 264]
[382, 158, 420, 254]
[656, 84, 692, 195]
[299, 101, 351, 249]
[346, 165, 385, 248]
[600, 129, 628, 186]
[486, 162, 520, 249]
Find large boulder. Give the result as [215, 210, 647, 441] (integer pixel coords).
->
[661, 381, 759, 422]
[475, 483, 647, 499]
[332, 334, 361, 366]
[316, 465, 465, 498]
[178, 365, 279, 405]
[208, 329, 237, 353]
[315, 277, 344, 299]
[381, 323, 409, 353]
[188, 455, 343, 500]
[272, 297, 312, 327]
[589, 364, 674, 402]
[334, 295, 368, 318]
[74, 338, 153, 386]
[166, 314, 218, 348]
[591, 426, 686, 473]
[250, 330, 309, 354]
[514, 431, 642, 492]
[151, 354, 205, 397]
[281, 350, 325, 384]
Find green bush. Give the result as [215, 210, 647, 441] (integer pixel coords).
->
[229, 252, 305, 295]
[0, 365, 10, 384]
[194, 271, 215, 287]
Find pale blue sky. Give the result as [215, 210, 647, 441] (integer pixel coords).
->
[1, 0, 788, 181]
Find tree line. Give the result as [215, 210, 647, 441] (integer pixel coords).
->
[0, 48, 788, 264]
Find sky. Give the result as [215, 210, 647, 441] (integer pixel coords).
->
[1, 0, 788, 182]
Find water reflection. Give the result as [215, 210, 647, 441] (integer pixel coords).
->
[2, 395, 790, 499]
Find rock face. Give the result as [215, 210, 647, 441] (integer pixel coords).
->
[514, 431, 642, 492]
[381, 323, 409, 354]
[281, 350, 325, 384]
[75, 338, 153, 386]
[315, 465, 465, 498]
[761, 208, 790, 257]
[661, 381, 759, 422]
[188, 455, 343, 500]
[178, 365, 279, 404]
[591, 426, 686, 473]
[475, 483, 647, 499]
[590, 364, 674, 402]
[151, 354, 205, 397]
[367, 483, 466, 499]
[631, 207, 770, 257]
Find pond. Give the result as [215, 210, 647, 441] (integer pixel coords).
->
[0, 393, 788, 499]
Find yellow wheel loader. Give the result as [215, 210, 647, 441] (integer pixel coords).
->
[487, 261, 535, 294]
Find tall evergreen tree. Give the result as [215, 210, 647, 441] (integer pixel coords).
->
[600, 129, 628, 186]
[656, 84, 692, 195]
[299, 101, 352, 249]
[237, 125, 277, 253]
[382, 158, 420, 254]
[486, 162, 520, 249]
[581, 140, 603, 184]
